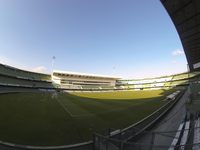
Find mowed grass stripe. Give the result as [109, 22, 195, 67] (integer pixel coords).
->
[60, 93, 159, 117]
[0, 93, 82, 145]
[55, 97, 75, 117]
[0, 89, 175, 145]
[70, 95, 164, 128]
[57, 94, 94, 116]
[69, 90, 166, 100]
[64, 89, 173, 116]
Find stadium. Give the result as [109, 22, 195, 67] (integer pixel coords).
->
[0, 0, 200, 150]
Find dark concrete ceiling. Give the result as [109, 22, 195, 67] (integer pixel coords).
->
[161, 0, 200, 71]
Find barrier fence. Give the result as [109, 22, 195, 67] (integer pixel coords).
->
[0, 141, 93, 150]
[94, 131, 200, 150]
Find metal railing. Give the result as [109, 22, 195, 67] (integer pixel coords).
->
[0, 140, 93, 150]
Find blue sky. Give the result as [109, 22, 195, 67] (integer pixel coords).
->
[0, 0, 187, 78]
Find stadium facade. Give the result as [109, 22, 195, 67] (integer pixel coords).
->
[1, 62, 199, 90]
[52, 70, 120, 89]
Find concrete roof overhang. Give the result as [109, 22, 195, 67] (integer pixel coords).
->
[161, 0, 200, 71]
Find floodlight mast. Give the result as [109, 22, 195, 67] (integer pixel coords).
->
[51, 56, 56, 76]
[187, 64, 190, 79]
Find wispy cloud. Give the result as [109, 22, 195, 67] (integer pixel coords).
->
[0, 56, 11, 65]
[30, 66, 48, 73]
[0, 55, 50, 74]
[171, 60, 177, 64]
[0, 56, 26, 69]
[172, 49, 184, 56]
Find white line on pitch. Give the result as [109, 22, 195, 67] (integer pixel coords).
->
[56, 98, 157, 118]
[55, 98, 76, 117]
[71, 99, 159, 118]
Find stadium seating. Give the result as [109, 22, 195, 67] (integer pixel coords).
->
[0, 63, 54, 88]
[81, 85, 101, 89]
[1, 62, 199, 90]
[100, 85, 115, 89]
[116, 72, 200, 90]
[0, 75, 53, 88]
[172, 73, 194, 81]
[0, 63, 51, 81]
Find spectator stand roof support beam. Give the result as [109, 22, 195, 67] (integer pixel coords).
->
[161, 0, 200, 71]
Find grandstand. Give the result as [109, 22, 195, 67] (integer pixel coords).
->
[1, 62, 199, 91]
[52, 70, 120, 89]
[0, 63, 53, 89]
[0, 63, 51, 81]
[0, 75, 53, 88]
[116, 72, 200, 90]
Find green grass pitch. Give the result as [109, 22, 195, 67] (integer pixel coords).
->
[0, 89, 174, 146]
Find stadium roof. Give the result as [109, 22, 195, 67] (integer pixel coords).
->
[161, 0, 200, 71]
[53, 70, 121, 79]
[0, 63, 49, 76]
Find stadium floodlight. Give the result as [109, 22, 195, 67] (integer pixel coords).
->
[51, 56, 56, 75]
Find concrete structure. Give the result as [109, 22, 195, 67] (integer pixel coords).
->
[52, 70, 121, 89]
[161, 0, 200, 71]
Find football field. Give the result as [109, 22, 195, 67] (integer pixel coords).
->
[0, 89, 174, 146]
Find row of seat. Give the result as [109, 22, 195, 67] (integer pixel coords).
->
[169, 116, 200, 150]
[117, 72, 200, 86]
[119, 79, 189, 90]
[0, 75, 53, 88]
[0, 63, 51, 81]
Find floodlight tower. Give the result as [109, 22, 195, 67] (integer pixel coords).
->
[187, 64, 190, 83]
[51, 56, 56, 77]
